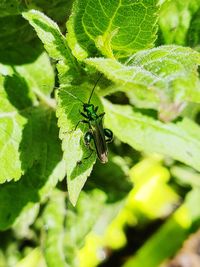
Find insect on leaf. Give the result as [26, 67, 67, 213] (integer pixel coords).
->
[56, 85, 104, 205]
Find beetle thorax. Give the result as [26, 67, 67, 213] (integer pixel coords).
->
[83, 104, 97, 119]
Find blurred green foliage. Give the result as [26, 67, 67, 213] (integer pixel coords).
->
[0, 0, 200, 267]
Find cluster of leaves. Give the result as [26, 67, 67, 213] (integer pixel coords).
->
[1, 0, 200, 266]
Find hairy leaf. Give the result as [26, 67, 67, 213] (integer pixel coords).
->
[0, 108, 65, 229]
[67, 0, 158, 59]
[103, 100, 200, 172]
[15, 52, 55, 97]
[0, 51, 55, 98]
[56, 85, 104, 205]
[22, 10, 80, 84]
[0, 51, 56, 182]
[86, 45, 200, 121]
[0, 74, 30, 182]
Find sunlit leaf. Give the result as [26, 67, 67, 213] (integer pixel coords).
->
[67, 0, 158, 59]
[103, 100, 200, 172]
[56, 85, 104, 205]
[0, 108, 65, 229]
[86, 45, 200, 121]
[42, 190, 68, 267]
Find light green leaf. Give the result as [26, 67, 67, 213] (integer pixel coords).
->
[0, 108, 66, 229]
[0, 74, 30, 182]
[16, 248, 47, 267]
[22, 10, 70, 61]
[171, 165, 200, 188]
[12, 203, 40, 239]
[64, 189, 107, 267]
[22, 10, 80, 83]
[86, 45, 200, 121]
[56, 85, 104, 205]
[16, 52, 55, 97]
[0, 51, 55, 100]
[159, 0, 200, 45]
[103, 99, 200, 173]
[0, 64, 55, 183]
[42, 190, 68, 267]
[67, 0, 158, 59]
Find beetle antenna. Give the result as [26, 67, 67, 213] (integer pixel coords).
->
[88, 74, 103, 104]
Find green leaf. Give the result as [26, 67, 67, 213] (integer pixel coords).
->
[64, 190, 107, 267]
[86, 45, 200, 121]
[187, 6, 200, 49]
[103, 99, 200, 173]
[0, 55, 55, 182]
[1, 53, 55, 98]
[0, 39, 43, 66]
[0, 0, 26, 17]
[56, 85, 104, 205]
[34, 0, 74, 24]
[22, 10, 80, 83]
[67, 0, 158, 59]
[16, 248, 47, 267]
[42, 190, 68, 267]
[159, 0, 200, 45]
[92, 152, 132, 202]
[0, 15, 34, 49]
[171, 165, 200, 188]
[0, 74, 31, 182]
[0, 108, 65, 229]
[15, 51, 55, 98]
[12, 203, 40, 239]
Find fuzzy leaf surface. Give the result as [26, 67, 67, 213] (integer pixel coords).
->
[86, 45, 200, 121]
[22, 10, 80, 84]
[56, 85, 104, 205]
[103, 100, 200, 172]
[0, 108, 65, 229]
[0, 50, 55, 98]
[67, 0, 158, 59]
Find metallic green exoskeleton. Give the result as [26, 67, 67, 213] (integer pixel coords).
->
[81, 103, 113, 163]
[75, 75, 113, 163]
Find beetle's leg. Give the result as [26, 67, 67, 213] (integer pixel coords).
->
[84, 150, 94, 160]
[74, 119, 89, 131]
[94, 106, 98, 112]
[64, 119, 89, 134]
[104, 128, 113, 143]
[80, 111, 89, 119]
